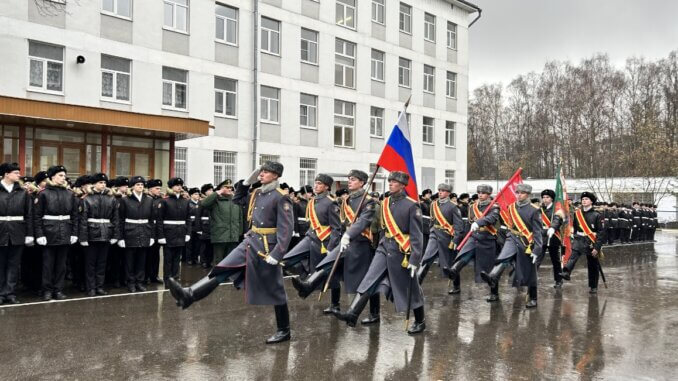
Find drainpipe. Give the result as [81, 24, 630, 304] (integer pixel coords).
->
[456, 0, 482, 27]
[251, 0, 259, 171]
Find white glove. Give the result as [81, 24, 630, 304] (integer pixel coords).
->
[265, 255, 278, 266]
[340, 233, 351, 251]
[197, 231, 202, 235]
[292, 232, 300, 237]
[185, 235, 191, 242]
[407, 264, 417, 278]
[150, 238, 155, 246]
[471, 222, 480, 232]
[25, 236, 35, 246]
[117, 240, 126, 248]
[70, 236, 78, 245]
[80, 241, 89, 247]
[244, 167, 261, 185]
[109, 239, 118, 245]
[158, 238, 167, 245]
[532, 253, 539, 264]
[37, 237, 47, 246]
[547, 228, 555, 239]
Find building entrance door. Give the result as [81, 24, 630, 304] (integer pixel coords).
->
[111, 147, 154, 179]
[34, 142, 85, 179]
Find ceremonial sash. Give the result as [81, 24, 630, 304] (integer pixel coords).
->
[381, 197, 411, 256]
[472, 203, 497, 235]
[575, 209, 597, 243]
[307, 198, 331, 241]
[246, 189, 260, 227]
[343, 199, 373, 240]
[508, 203, 533, 243]
[432, 201, 454, 236]
[541, 208, 562, 240]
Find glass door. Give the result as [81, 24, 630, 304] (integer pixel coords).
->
[33, 143, 85, 179]
[112, 148, 154, 179]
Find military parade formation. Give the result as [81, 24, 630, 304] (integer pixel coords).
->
[0, 161, 661, 344]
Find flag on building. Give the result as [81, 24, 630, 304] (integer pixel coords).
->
[555, 163, 573, 264]
[377, 101, 419, 200]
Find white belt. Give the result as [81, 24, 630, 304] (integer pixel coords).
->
[612, 218, 618, 220]
[297, 218, 308, 222]
[125, 218, 148, 224]
[0, 216, 24, 221]
[462, 217, 468, 221]
[87, 218, 110, 224]
[43, 215, 70, 221]
[575, 232, 589, 237]
[163, 220, 186, 225]
[422, 215, 431, 220]
[500, 225, 508, 230]
[201, 217, 210, 220]
[190, 216, 196, 220]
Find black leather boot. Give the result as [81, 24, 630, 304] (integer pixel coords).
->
[168, 276, 220, 310]
[486, 285, 499, 302]
[559, 258, 576, 281]
[448, 275, 461, 294]
[266, 304, 291, 344]
[447, 258, 466, 280]
[481, 262, 507, 289]
[407, 306, 426, 335]
[292, 268, 328, 299]
[526, 286, 538, 308]
[336, 292, 371, 327]
[416, 262, 431, 285]
[360, 294, 381, 325]
[323, 287, 341, 315]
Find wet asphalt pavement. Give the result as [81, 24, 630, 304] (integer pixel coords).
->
[1, 231, 677, 380]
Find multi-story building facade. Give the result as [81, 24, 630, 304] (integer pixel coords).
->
[0, 0, 479, 191]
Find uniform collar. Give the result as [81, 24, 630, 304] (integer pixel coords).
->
[438, 197, 450, 204]
[349, 188, 365, 199]
[259, 180, 279, 194]
[390, 190, 405, 201]
[315, 191, 328, 200]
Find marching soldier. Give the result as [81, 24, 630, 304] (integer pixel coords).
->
[35, 165, 79, 301]
[417, 183, 464, 295]
[420, 189, 433, 253]
[0, 163, 34, 304]
[157, 177, 192, 287]
[448, 185, 500, 301]
[292, 170, 379, 323]
[336, 171, 426, 334]
[145, 179, 163, 284]
[186, 187, 202, 265]
[197, 183, 214, 268]
[481, 184, 543, 308]
[117, 176, 156, 292]
[79, 173, 119, 296]
[560, 192, 607, 294]
[539, 189, 565, 288]
[168, 161, 295, 344]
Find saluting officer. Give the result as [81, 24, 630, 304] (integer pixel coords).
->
[157, 177, 192, 287]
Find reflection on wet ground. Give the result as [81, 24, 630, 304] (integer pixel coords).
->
[1, 232, 676, 380]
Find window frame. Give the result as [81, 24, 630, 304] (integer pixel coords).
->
[370, 106, 384, 138]
[101, 0, 132, 20]
[163, 0, 189, 34]
[446, 71, 457, 99]
[445, 170, 455, 187]
[213, 150, 237, 185]
[300, 28, 319, 65]
[424, 13, 436, 42]
[100, 54, 132, 104]
[398, 57, 411, 89]
[371, 0, 385, 25]
[300, 93, 318, 130]
[422, 116, 434, 145]
[214, 76, 237, 118]
[27, 41, 64, 95]
[447, 21, 457, 50]
[445, 120, 456, 148]
[399, 2, 412, 34]
[335, 38, 356, 89]
[334, 100, 355, 149]
[260, 16, 281, 56]
[299, 157, 317, 187]
[370, 49, 385, 82]
[174, 147, 187, 183]
[215, 3, 238, 46]
[260, 86, 280, 124]
[162, 67, 188, 111]
[423, 65, 435, 94]
[336, 0, 357, 30]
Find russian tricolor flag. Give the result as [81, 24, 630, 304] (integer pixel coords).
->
[377, 105, 419, 200]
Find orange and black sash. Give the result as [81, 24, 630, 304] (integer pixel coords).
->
[246, 189, 260, 227]
[432, 201, 454, 236]
[381, 197, 411, 254]
[508, 203, 533, 243]
[472, 203, 497, 235]
[343, 199, 373, 240]
[307, 198, 331, 241]
[575, 209, 597, 243]
[541, 208, 562, 240]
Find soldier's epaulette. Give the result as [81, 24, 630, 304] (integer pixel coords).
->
[276, 188, 286, 195]
[405, 196, 417, 203]
[327, 195, 336, 202]
[531, 204, 540, 209]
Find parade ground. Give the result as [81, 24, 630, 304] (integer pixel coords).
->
[1, 231, 676, 380]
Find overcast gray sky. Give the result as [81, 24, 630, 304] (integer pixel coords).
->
[468, 0, 678, 90]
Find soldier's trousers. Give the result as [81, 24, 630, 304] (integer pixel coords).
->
[42, 245, 69, 294]
[186, 232, 201, 262]
[213, 242, 238, 265]
[0, 245, 23, 297]
[21, 245, 41, 292]
[200, 240, 213, 266]
[163, 246, 183, 281]
[545, 238, 562, 283]
[145, 243, 160, 281]
[125, 247, 146, 286]
[84, 243, 109, 291]
[564, 247, 599, 289]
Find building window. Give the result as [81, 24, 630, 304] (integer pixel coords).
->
[447, 21, 457, 50]
[334, 100, 355, 148]
[445, 121, 456, 147]
[261, 17, 280, 55]
[259, 154, 280, 166]
[370, 107, 384, 138]
[300, 28, 318, 64]
[102, 0, 131, 18]
[371, 49, 384, 81]
[398, 57, 411, 88]
[424, 13, 436, 42]
[175, 147, 187, 181]
[335, 38, 356, 89]
[215, 3, 238, 45]
[164, 0, 189, 33]
[369, 163, 385, 194]
[300, 93, 318, 129]
[399, 2, 411, 34]
[214, 150, 237, 184]
[372, 0, 384, 24]
[299, 158, 317, 186]
[28, 41, 64, 94]
[101, 54, 131, 102]
[260, 86, 280, 123]
[423, 65, 435, 94]
[445, 170, 455, 188]
[446, 71, 457, 98]
[215, 76, 237, 117]
[162, 66, 188, 110]
[336, 0, 356, 30]
[423, 117, 434, 145]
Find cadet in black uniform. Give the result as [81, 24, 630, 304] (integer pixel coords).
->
[157, 177, 192, 287]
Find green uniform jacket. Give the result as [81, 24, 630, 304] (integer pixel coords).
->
[200, 192, 243, 243]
